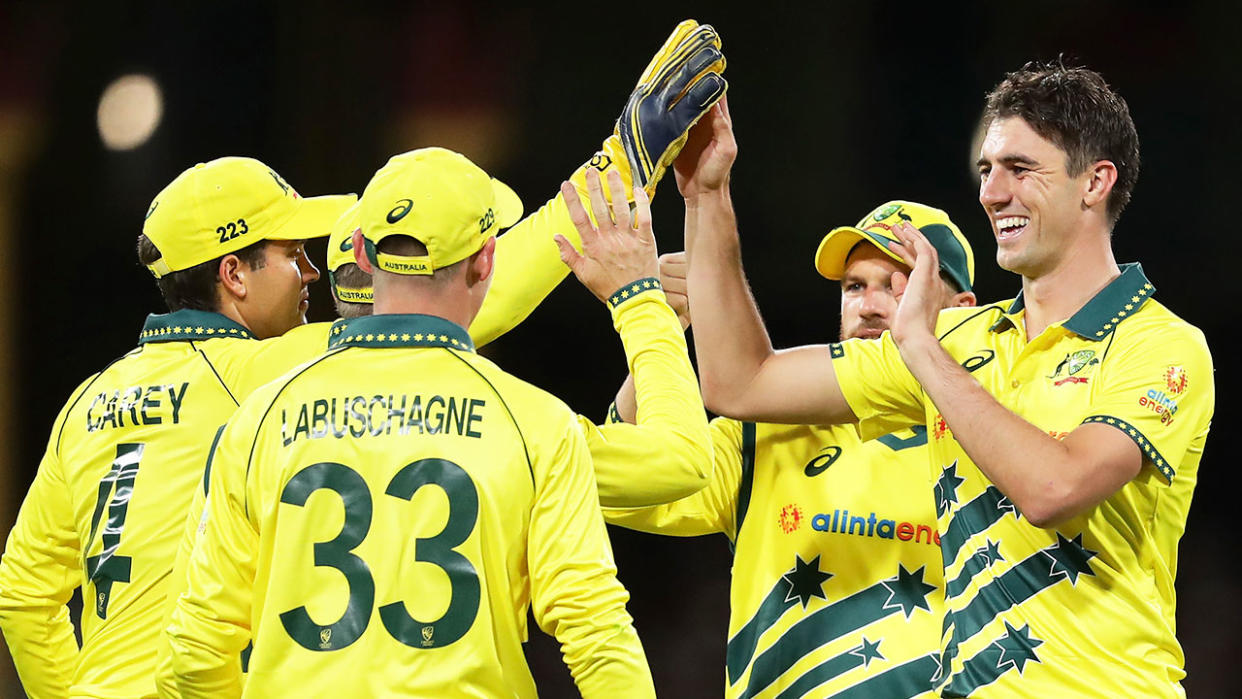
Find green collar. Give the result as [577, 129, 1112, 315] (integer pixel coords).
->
[328, 314, 475, 352]
[139, 309, 256, 343]
[989, 263, 1155, 341]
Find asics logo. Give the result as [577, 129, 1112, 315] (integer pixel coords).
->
[339, 229, 359, 252]
[961, 350, 995, 373]
[387, 199, 413, 224]
[804, 446, 843, 477]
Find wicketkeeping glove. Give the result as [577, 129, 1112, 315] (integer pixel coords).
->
[570, 20, 728, 205]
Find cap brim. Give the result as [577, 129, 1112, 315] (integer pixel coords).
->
[491, 179, 524, 230]
[268, 194, 358, 241]
[814, 226, 904, 279]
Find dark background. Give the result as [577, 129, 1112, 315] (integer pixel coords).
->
[1, 2, 1238, 696]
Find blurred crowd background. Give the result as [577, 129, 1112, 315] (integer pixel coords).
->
[1, 2, 1238, 696]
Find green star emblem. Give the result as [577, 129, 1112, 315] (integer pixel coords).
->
[934, 461, 966, 516]
[993, 622, 1043, 674]
[781, 554, 833, 609]
[850, 637, 885, 668]
[1042, 532, 1097, 585]
[881, 565, 936, 619]
[977, 539, 1004, 566]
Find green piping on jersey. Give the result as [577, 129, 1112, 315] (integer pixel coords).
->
[139, 309, 255, 343]
[1082, 415, 1174, 482]
[734, 422, 757, 543]
[202, 424, 227, 496]
[329, 313, 474, 352]
[443, 351, 535, 486]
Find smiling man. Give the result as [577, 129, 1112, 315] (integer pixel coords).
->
[680, 63, 1214, 697]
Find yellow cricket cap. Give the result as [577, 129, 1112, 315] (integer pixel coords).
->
[142, 156, 356, 278]
[359, 147, 522, 275]
[814, 200, 975, 292]
[326, 202, 373, 304]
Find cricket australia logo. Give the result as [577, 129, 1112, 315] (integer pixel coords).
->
[421, 625, 435, 647]
[319, 627, 332, 649]
[1048, 350, 1099, 386]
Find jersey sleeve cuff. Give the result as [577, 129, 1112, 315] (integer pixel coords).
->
[1081, 415, 1175, 483]
[606, 278, 664, 310]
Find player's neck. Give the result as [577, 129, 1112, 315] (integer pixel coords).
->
[1020, 232, 1119, 339]
[372, 285, 475, 330]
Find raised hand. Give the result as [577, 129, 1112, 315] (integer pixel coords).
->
[674, 96, 738, 198]
[886, 221, 943, 352]
[555, 169, 659, 303]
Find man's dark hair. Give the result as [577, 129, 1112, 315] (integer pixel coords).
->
[136, 234, 269, 312]
[984, 60, 1140, 225]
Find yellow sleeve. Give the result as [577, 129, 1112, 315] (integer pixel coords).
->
[166, 411, 264, 697]
[1081, 321, 1214, 484]
[603, 417, 743, 538]
[221, 322, 332, 400]
[0, 396, 84, 699]
[468, 194, 575, 347]
[588, 285, 712, 508]
[831, 333, 925, 441]
[528, 411, 655, 699]
[155, 425, 221, 699]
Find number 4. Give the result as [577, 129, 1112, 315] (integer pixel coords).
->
[85, 443, 143, 619]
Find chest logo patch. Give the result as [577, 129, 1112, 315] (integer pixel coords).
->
[1048, 349, 1099, 386]
[1164, 365, 1188, 395]
[779, 504, 804, 533]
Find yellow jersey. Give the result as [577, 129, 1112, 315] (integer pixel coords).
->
[606, 419, 944, 698]
[832, 264, 1214, 697]
[166, 311, 654, 698]
[0, 194, 585, 699]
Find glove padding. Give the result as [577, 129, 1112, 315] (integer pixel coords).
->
[570, 20, 728, 207]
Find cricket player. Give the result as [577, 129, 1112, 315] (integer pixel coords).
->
[680, 66, 1213, 697]
[167, 147, 661, 697]
[0, 20, 727, 698]
[604, 201, 977, 699]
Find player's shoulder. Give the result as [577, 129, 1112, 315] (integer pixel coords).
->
[455, 353, 578, 429]
[1126, 297, 1208, 345]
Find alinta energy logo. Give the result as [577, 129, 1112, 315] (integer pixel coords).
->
[796, 507, 939, 547]
[779, 504, 804, 533]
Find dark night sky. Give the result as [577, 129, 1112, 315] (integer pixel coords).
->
[2, 2, 1238, 696]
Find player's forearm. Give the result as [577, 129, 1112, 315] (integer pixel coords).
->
[900, 334, 1095, 526]
[469, 195, 575, 347]
[569, 623, 656, 699]
[598, 289, 711, 504]
[683, 188, 776, 415]
[166, 623, 244, 699]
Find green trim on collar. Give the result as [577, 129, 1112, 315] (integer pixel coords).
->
[328, 314, 475, 352]
[1082, 415, 1174, 482]
[607, 277, 662, 309]
[1062, 263, 1154, 340]
[139, 310, 255, 343]
[988, 263, 1154, 341]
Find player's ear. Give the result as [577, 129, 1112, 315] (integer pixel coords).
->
[352, 229, 374, 274]
[951, 290, 977, 308]
[217, 254, 248, 301]
[468, 237, 496, 286]
[1082, 159, 1117, 211]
